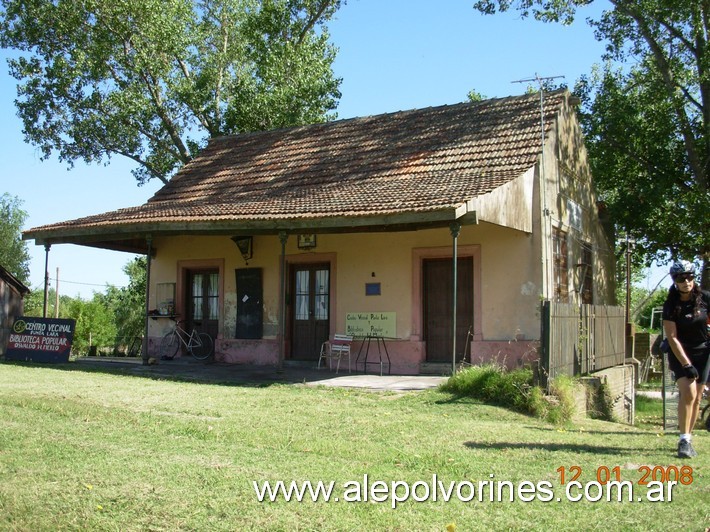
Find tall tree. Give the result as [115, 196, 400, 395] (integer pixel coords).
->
[64, 294, 118, 355]
[104, 256, 146, 343]
[0, 0, 343, 185]
[0, 193, 30, 284]
[473, 0, 710, 285]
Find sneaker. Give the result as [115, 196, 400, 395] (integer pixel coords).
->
[678, 439, 697, 458]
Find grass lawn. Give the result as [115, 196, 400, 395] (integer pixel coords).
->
[1, 363, 708, 531]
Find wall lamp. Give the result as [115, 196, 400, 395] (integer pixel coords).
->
[231, 236, 253, 265]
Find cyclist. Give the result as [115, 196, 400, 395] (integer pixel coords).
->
[662, 261, 710, 459]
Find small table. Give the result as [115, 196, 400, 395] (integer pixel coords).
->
[355, 335, 391, 375]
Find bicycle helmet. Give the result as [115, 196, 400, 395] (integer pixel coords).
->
[669, 260, 695, 279]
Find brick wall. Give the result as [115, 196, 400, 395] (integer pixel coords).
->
[581, 365, 635, 425]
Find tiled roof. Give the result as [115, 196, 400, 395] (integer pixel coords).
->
[26, 90, 567, 238]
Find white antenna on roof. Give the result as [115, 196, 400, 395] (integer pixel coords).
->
[511, 73, 565, 203]
[511, 73, 565, 300]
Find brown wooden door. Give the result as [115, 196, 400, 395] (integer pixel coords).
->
[290, 264, 330, 360]
[187, 270, 219, 341]
[423, 257, 473, 362]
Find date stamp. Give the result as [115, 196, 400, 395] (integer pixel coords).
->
[556, 465, 694, 486]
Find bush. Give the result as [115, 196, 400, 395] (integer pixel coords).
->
[587, 380, 615, 422]
[546, 375, 577, 424]
[440, 364, 576, 424]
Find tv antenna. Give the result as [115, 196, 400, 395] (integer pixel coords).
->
[511, 73, 566, 90]
[511, 73, 565, 300]
[510, 73, 566, 200]
[511, 73, 566, 167]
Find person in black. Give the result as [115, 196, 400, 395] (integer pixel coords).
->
[662, 261, 710, 459]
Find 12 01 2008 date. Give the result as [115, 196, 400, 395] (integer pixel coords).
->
[556, 465, 693, 486]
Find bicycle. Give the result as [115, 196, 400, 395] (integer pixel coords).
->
[159, 319, 214, 361]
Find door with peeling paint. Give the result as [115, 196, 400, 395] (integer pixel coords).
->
[423, 257, 473, 362]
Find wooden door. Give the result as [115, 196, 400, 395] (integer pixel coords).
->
[187, 270, 219, 341]
[423, 257, 473, 362]
[290, 264, 330, 360]
[236, 268, 263, 339]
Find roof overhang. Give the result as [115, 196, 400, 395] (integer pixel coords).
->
[0, 266, 30, 296]
[24, 207, 478, 255]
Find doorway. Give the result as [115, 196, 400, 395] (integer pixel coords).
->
[290, 263, 330, 360]
[187, 269, 219, 341]
[423, 257, 473, 362]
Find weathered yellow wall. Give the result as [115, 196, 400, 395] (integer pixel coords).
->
[541, 94, 616, 305]
[149, 220, 541, 350]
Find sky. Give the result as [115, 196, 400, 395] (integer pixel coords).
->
[0, 0, 669, 298]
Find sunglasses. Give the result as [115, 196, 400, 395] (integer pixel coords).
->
[674, 274, 695, 283]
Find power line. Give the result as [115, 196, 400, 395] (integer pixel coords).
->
[46, 277, 126, 288]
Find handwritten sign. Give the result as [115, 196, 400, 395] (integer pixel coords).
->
[345, 312, 396, 338]
[5, 317, 76, 363]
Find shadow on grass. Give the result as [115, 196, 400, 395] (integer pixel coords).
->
[0, 358, 338, 389]
[523, 425, 658, 437]
[464, 440, 647, 455]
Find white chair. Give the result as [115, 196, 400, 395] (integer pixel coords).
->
[317, 334, 353, 374]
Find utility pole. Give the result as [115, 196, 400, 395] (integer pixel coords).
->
[55, 267, 59, 318]
[43, 244, 50, 318]
[624, 234, 636, 357]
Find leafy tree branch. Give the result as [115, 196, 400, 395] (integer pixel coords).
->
[473, 0, 710, 284]
[0, 0, 343, 185]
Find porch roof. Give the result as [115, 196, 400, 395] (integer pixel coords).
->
[24, 90, 566, 253]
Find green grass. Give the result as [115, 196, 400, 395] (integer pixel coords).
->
[441, 365, 581, 424]
[637, 379, 663, 391]
[635, 394, 665, 432]
[0, 363, 708, 531]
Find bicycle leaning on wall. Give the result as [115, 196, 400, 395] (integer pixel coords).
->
[159, 318, 214, 361]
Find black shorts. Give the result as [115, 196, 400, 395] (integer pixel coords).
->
[667, 345, 710, 383]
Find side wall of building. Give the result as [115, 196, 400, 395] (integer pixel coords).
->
[541, 96, 616, 306]
[0, 279, 25, 356]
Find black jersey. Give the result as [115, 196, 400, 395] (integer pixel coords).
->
[662, 289, 710, 351]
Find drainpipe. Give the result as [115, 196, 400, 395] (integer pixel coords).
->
[450, 221, 461, 375]
[539, 89, 551, 302]
[42, 244, 51, 318]
[142, 236, 153, 365]
[278, 231, 288, 371]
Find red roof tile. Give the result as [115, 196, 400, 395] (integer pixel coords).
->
[26, 90, 567, 239]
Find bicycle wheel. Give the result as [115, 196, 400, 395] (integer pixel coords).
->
[190, 332, 213, 360]
[159, 332, 180, 359]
